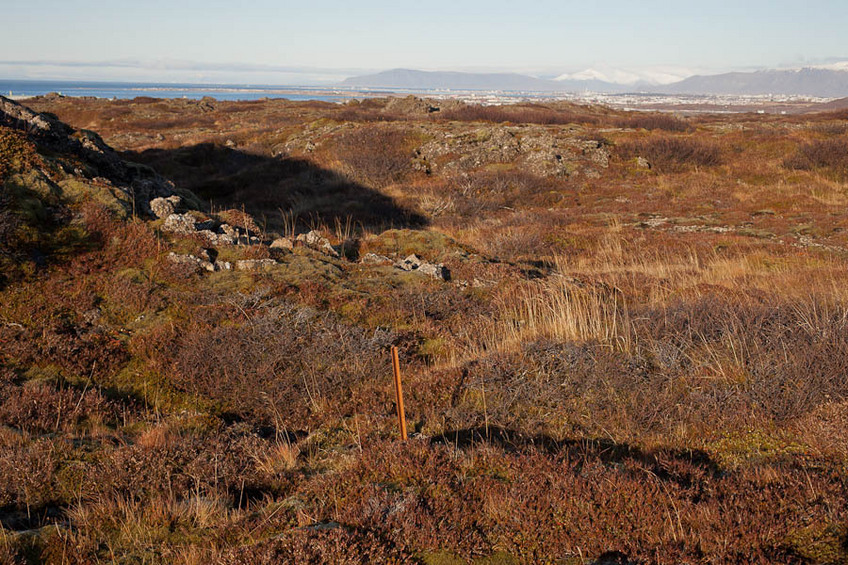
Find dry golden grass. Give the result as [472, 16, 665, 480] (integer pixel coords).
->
[479, 281, 634, 356]
[65, 492, 235, 559]
[251, 436, 301, 474]
[461, 219, 848, 369]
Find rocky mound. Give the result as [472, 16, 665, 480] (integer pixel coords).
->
[0, 95, 181, 216]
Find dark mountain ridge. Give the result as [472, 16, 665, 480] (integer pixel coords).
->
[661, 67, 848, 97]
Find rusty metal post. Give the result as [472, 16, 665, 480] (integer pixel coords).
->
[391, 346, 408, 440]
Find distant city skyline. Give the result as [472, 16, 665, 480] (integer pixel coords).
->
[2, 0, 848, 84]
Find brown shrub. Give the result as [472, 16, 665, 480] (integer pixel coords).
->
[1, 315, 129, 381]
[0, 185, 19, 268]
[332, 126, 412, 187]
[811, 122, 848, 136]
[618, 136, 722, 172]
[614, 113, 691, 132]
[302, 439, 848, 564]
[439, 103, 599, 126]
[0, 127, 41, 181]
[427, 170, 558, 219]
[127, 115, 217, 131]
[783, 137, 848, 180]
[101, 271, 166, 325]
[0, 438, 66, 512]
[95, 428, 268, 500]
[163, 300, 396, 425]
[226, 527, 413, 564]
[76, 202, 159, 268]
[0, 381, 114, 434]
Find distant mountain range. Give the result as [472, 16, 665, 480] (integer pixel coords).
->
[341, 66, 848, 97]
[340, 69, 624, 93]
[660, 68, 848, 97]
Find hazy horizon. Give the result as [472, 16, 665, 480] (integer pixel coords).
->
[2, 0, 848, 85]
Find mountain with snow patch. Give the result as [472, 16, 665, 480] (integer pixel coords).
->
[555, 66, 697, 86]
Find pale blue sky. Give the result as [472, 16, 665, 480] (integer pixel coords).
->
[2, 0, 847, 83]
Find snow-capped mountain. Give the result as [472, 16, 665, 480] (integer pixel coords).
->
[555, 66, 698, 86]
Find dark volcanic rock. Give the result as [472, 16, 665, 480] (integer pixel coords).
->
[0, 95, 177, 215]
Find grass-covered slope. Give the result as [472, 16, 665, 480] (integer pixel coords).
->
[1, 95, 848, 564]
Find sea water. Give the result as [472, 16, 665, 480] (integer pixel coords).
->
[0, 80, 366, 102]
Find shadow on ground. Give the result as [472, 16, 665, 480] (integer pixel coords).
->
[124, 144, 427, 231]
[432, 426, 722, 486]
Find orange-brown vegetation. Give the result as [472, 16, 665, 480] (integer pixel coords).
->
[617, 135, 722, 172]
[2, 94, 848, 563]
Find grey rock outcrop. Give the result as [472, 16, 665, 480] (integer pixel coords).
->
[270, 237, 294, 250]
[0, 95, 178, 214]
[360, 253, 392, 265]
[161, 213, 197, 234]
[150, 196, 182, 219]
[414, 124, 610, 177]
[384, 96, 441, 116]
[395, 254, 450, 281]
[296, 231, 339, 257]
[167, 252, 231, 272]
[159, 213, 264, 246]
[235, 259, 278, 271]
[0, 95, 69, 138]
[200, 231, 235, 245]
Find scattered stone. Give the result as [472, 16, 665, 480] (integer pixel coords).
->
[82, 308, 102, 324]
[235, 258, 278, 271]
[635, 157, 651, 169]
[198, 248, 217, 263]
[161, 213, 197, 234]
[296, 231, 339, 257]
[219, 223, 240, 240]
[168, 252, 215, 272]
[270, 237, 294, 250]
[149, 195, 182, 218]
[360, 253, 392, 265]
[304, 521, 342, 532]
[196, 230, 234, 245]
[198, 97, 216, 112]
[384, 95, 441, 116]
[168, 250, 233, 272]
[395, 254, 450, 281]
[297, 230, 328, 247]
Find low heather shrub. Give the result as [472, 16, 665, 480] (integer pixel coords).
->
[618, 136, 722, 172]
[784, 137, 848, 180]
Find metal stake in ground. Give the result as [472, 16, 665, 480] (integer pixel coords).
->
[391, 346, 408, 440]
